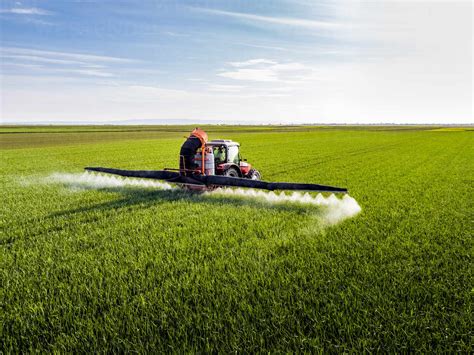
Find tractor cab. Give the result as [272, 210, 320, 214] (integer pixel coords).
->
[207, 140, 239, 164]
[206, 139, 260, 179]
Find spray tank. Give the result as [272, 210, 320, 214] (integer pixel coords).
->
[194, 147, 215, 175]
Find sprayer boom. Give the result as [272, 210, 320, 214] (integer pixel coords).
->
[85, 167, 347, 193]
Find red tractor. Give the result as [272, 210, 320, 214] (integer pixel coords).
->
[206, 139, 261, 180]
[178, 128, 261, 180]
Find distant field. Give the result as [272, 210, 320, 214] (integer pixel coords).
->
[1, 125, 472, 352]
[0, 124, 455, 149]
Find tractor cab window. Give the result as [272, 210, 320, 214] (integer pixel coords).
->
[227, 145, 240, 164]
[214, 146, 227, 163]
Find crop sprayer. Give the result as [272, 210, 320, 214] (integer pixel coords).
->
[85, 128, 347, 193]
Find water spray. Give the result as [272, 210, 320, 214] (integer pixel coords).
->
[43, 172, 361, 225]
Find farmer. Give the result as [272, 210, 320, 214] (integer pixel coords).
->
[214, 146, 226, 163]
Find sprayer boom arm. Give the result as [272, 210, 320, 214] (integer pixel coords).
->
[85, 167, 347, 193]
[85, 167, 180, 180]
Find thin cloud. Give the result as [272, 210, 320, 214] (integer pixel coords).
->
[228, 59, 278, 67]
[2, 65, 115, 78]
[23, 18, 55, 26]
[71, 69, 114, 77]
[1, 54, 104, 67]
[1, 62, 43, 69]
[218, 68, 278, 82]
[208, 84, 246, 93]
[1, 47, 136, 63]
[0, 7, 52, 15]
[218, 59, 312, 83]
[194, 8, 344, 30]
[162, 31, 188, 37]
[40, 68, 115, 77]
[235, 43, 289, 52]
[0, 48, 123, 78]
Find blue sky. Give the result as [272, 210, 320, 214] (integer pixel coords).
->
[1, 0, 472, 123]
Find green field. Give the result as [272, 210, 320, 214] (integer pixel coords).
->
[1, 125, 472, 352]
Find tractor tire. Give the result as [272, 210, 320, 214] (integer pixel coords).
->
[223, 167, 240, 178]
[247, 168, 261, 180]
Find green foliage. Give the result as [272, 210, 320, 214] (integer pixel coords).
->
[1, 126, 472, 352]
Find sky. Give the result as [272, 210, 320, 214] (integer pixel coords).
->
[0, 0, 472, 124]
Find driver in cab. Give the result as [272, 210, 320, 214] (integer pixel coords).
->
[214, 146, 226, 164]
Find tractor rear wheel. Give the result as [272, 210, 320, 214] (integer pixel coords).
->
[247, 169, 261, 180]
[223, 167, 240, 178]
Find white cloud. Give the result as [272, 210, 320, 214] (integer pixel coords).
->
[125, 85, 189, 100]
[194, 8, 344, 30]
[218, 68, 278, 82]
[65, 69, 114, 77]
[228, 59, 277, 67]
[0, 7, 52, 15]
[208, 84, 246, 93]
[0, 48, 132, 79]
[1, 54, 101, 66]
[1, 62, 43, 69]
[0, 47, 138, 78]
[234, 43, 289, 52]
[270, 62, 308, 72]
[162, 31, 188, 37]
[1, 47, 136, 63]
[218, 59, 313, 83]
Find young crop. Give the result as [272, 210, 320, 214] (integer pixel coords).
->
[1, 126, 472, 352]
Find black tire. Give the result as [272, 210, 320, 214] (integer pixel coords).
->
[247, 169, 261, 180]
[223, 167, 240, 178]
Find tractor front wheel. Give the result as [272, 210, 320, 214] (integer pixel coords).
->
[247, 169, 261, 180]
[223, 167, 240, 178]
